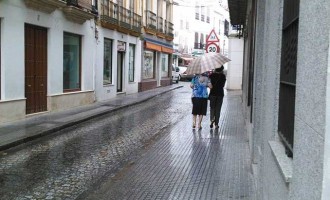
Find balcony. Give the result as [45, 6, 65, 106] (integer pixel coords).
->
[144, 10, 157, 35]
[24, 0, 66, 13]
[165, 20, 174, 41]
[62, 0, 97, 24]
[100, 0, 142, 36]
[156, 16, 166, 38]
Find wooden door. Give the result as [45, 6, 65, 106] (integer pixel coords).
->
[25, 24, 47, 114]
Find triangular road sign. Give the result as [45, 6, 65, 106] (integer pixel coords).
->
[206, 29, 219, 43]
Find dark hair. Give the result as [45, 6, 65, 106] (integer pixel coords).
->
[215, 66, 224, 72]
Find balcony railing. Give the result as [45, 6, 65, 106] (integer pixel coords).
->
[118, 6, 131, 29]
[146, 10, 157, 30]
[157, 16, 164, 33]
[101, 0, 118, 23]
[65, 0, 97, 14]
[100, 0, 141, 36]
[132, 13, 142, 33]
[165, 20, 174, 38]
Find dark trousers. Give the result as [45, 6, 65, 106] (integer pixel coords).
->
[209, 95, 224, 125]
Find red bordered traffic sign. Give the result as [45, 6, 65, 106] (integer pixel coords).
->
[206, 42, 220, 53]
[206, 29, 219, 43]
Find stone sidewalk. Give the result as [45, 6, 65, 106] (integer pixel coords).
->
[83, 90, 257, 200]
[0, 84, 182, 151]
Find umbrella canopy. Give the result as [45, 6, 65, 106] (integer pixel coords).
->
[185, 53, 231, 75]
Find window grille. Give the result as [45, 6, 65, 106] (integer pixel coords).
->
[278, 0, 300, 157]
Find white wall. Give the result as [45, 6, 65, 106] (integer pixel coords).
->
[95, 28, 141, 102]
[227, 37, 243, 90]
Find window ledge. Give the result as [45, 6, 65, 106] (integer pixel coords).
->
[269, 141, 293, 183]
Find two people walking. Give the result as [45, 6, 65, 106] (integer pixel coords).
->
[190, 66, 226, 129]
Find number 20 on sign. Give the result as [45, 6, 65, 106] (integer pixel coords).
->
[206, 43, 219, 53]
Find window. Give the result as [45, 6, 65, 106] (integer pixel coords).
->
[278, 0, 300, 157]
[194, 32, 199, 49]
[128, 44, 135, 82]
[91, 0, 98, 14]
[63, 32, 81, 91]
[224, 20, 229, 36]
[201, 6, 205, 21]
[103, 38, 112, 85]
[143, 51, 154, 79]
[195, 6, 199, 20]
[200, 33, 204, 49]
[161, 53, 169, 78]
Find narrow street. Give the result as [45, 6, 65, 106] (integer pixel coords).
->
[0, 82, 256, 199]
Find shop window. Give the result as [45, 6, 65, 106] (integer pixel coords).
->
[63, 32, 81, 92]
[143, 51, 154, 79]
[104, 38, 113, 85]
[161, 53, 169, 78]
[128, 44, 135, 82]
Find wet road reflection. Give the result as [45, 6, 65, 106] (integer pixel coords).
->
[0, 83, 192, 200]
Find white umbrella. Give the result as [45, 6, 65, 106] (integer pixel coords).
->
[185, 53, 231, 75]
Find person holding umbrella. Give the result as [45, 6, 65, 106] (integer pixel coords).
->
[209, 66, 226, 129]
[190, 72, 212, 129]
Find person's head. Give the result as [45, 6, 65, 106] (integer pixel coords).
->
[215, 66, 224, 73]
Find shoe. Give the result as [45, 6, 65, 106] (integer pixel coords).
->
[210, 120, 215, 129]
[215, 125, 219, 129]
[193, 125, 196, 129]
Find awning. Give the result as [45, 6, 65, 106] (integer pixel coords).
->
[228, 0, 247, 26]
[145, 42, 162, 51]
[180, 57, 194, 61]
[161, 46, 174, 54]
[145, 42, 174, 54]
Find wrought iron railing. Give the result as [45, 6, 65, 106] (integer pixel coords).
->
[101, 0, 118, 23]
[165, 20, 174, 37]
[132, 12, 142, 33]
[146, 10, 157, 30]
[157, 16, 164, 33]
[65, 0, 97, 13]
[118, 6, 131, 29]
[100, 0, 141, 33]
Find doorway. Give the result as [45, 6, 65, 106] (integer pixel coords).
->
[117, 51, 124, 92]
[25, 24, 47, 114]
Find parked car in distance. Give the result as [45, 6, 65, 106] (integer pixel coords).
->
[178, 66, 194, 81]
[172, 64, 180, 83]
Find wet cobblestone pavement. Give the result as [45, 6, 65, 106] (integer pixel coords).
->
[0, 83, 256, 199]
[82, 87, 256, 200]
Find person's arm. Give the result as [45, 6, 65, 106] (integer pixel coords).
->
[190, 76, 195, 89]
[207, 78, 213, 89]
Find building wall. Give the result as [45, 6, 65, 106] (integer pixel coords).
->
[290, 0, 329, 199]
[242, 0, 330, 199]
[0, 0, 96, 123]
[95, 28, 141, 102]
[252, 0, 290, 199]
[227, 37, 243, 90]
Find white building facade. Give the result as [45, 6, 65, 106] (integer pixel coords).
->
[0, 0, 169, 123]
[228, 0, 330, 199]
[0, 0, 97, 123]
